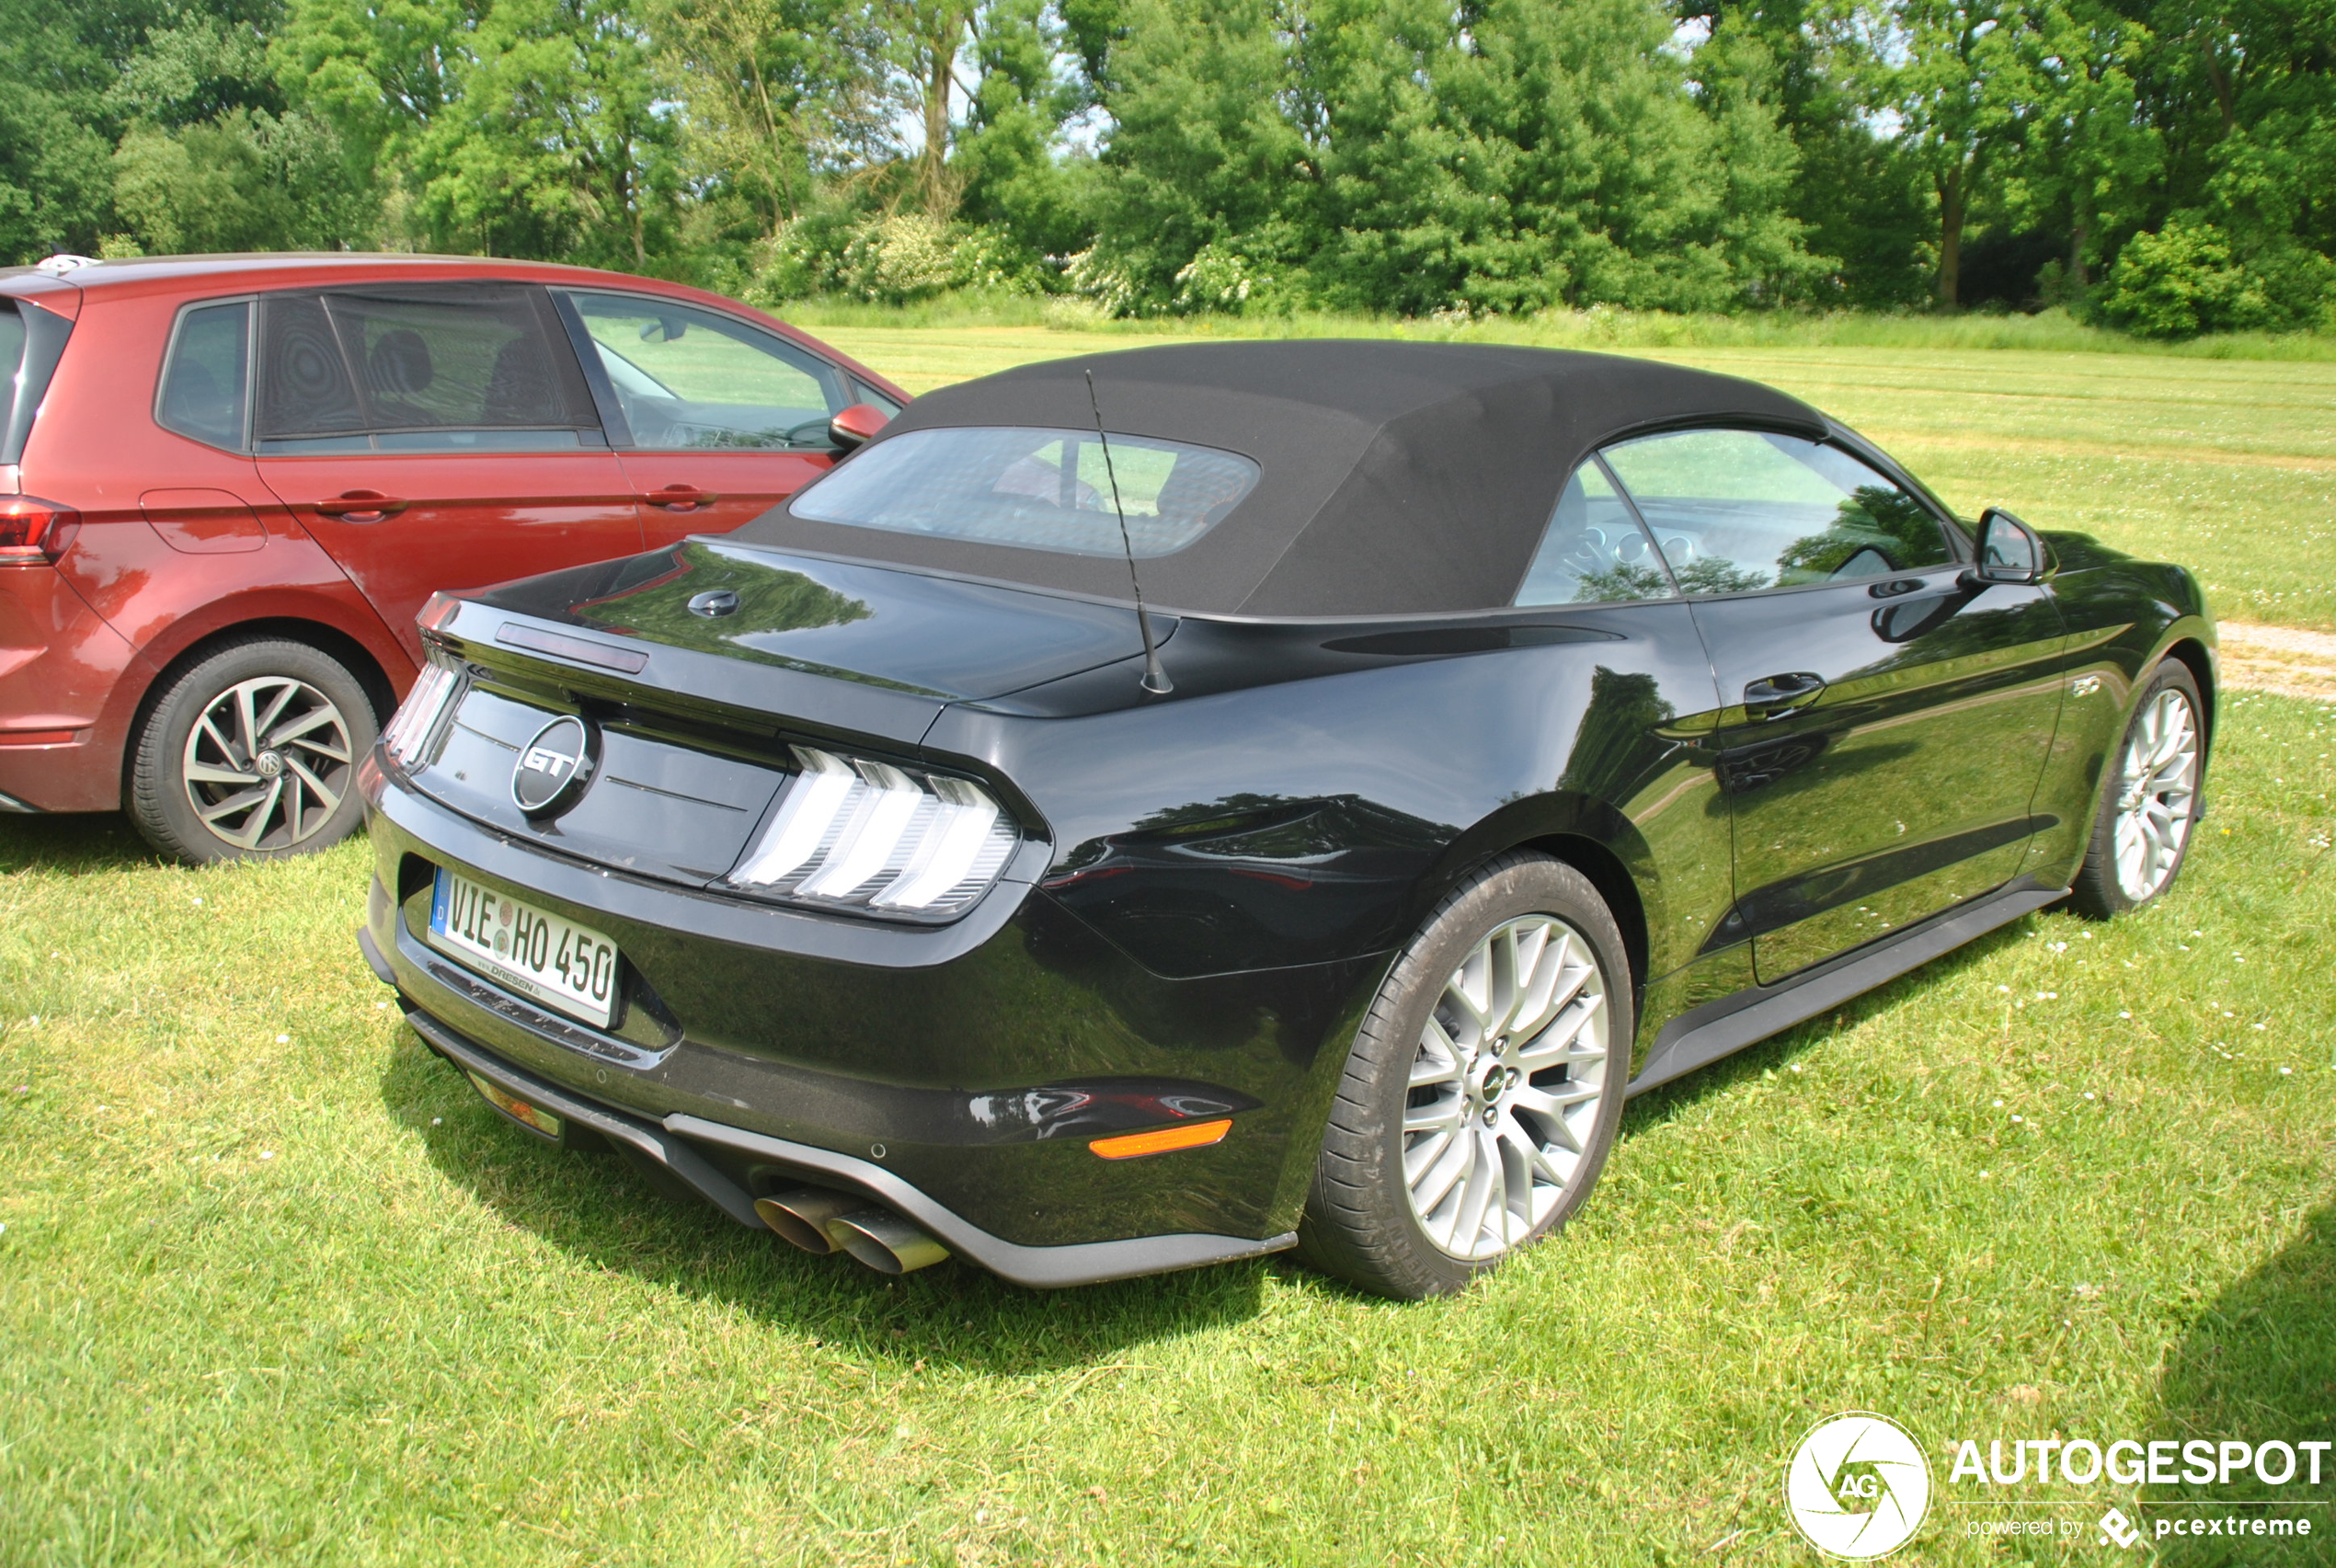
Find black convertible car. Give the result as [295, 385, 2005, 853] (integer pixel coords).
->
[355, 341, 2214, 1299]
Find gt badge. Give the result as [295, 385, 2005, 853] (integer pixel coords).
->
[511, 714, 594, 818]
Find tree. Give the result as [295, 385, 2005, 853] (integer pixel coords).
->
[1083, 0, 1314, 305]
[410, 0, 680, 267]
[274, 0, 478, 223]
[1689, 0, 1932, 305]
[106, 6, 370, 255]
[649, 0, 893, 230]
[1996, 0, 2159, 291]
[881, 0, 979, 217]
[1875, 0, 2036, 307]
[1086, 0, 1820, 315]
[955, 0, 1087, 255]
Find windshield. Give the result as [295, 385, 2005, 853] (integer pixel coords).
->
[789, 426, 1261, 558]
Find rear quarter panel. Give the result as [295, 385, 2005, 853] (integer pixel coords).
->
[927, 601, 1735, 990]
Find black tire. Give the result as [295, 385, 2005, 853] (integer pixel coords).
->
[2067, 658, 2205, 921]
[129, 637, 377, 864]
[1299, 853, 1632, 1299]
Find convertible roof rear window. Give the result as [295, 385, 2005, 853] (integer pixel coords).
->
[739, 342, 1830, 617]
[791, 426, 1259, 558]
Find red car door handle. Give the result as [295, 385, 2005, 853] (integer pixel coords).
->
[642, 484, 716, 513]
[313, 490, 403, 523]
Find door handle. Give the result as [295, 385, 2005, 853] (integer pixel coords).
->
[1743, 671, 1826, 717]
[642, 484, 716, 513]
[313, 490, 403, 523]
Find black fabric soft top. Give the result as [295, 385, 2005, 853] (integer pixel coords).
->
[736, 339, 1827, 618]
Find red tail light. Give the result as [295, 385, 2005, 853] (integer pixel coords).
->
[0, 498, 81, 566]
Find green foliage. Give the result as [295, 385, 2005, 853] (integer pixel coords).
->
[407, 0, 681, 269]
[1081, 0, 1311, 311]
[0, 0, 2327, 341]
[2100, 216, 2296, 338]
[752, 208, 1051, 303]
[111, 108, 359, 254]
[1079, 0, 1826, 317]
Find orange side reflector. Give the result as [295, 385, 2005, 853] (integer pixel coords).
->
[1089, 1118, 1231, 1161]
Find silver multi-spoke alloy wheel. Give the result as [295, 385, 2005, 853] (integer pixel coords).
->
[1403, 913, 1609, 1261]
[2111, 685, 2198, 902]
[180, 675, 356, 852]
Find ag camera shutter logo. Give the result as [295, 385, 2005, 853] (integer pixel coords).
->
[1784, 1413, 1932, 1559]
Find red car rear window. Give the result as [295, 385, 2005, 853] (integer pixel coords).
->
[0, 299, 74, 465]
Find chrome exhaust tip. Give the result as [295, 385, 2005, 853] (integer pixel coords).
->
[828, 1208, 950, 1275]
[753, 1188, 861, 1254]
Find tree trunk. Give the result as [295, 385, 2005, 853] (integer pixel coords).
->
[920, 28, 957, 221]
[1936, 164, 1965, 309]
[2070, 212, 2090, 289]
[2199, 44, 2237, 132]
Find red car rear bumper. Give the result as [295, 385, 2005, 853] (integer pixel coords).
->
[0, 564, 139, 812]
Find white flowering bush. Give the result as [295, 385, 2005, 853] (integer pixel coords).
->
[751, 213, 1050, 304]
[1061, 247, 1143, 316]
[1172, 242, 1263, 313]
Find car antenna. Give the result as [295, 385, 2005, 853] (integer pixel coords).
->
[1085, 368, 1173, 695]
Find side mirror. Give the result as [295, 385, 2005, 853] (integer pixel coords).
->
[828, 402, 890, 453]
[1970, 508, 2046, 586]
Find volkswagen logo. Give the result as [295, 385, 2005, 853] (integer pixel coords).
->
[511, 714, 594, 817]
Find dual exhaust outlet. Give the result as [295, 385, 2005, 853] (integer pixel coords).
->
[754, 1187, 950, 1275]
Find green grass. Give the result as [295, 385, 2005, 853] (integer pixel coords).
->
[3, 692, 2332, 1563]
[786, 296, 2336, 363]
[815, 322, 2336, 634]
[6, 326, 2335, 1562]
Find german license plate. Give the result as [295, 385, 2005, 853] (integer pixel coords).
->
[428, 867, 620, 1028]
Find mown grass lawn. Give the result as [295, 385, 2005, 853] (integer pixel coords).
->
[4, 331, 2334, 1567]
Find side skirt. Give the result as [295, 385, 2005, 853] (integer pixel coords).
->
[1627, 876, 2067, 1096]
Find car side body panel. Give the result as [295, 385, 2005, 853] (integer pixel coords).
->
[0, 255, 900, 819]
[2018, 536, 2217, 889]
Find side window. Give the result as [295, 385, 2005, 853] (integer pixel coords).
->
[566, 292, 848, 451]
[852, 380, 904, 418]
[156, 301, 252, 450]
[1516, 460, 1676, 605]
[1598, 429, 1952, 595]
[254, 286, 600, 453]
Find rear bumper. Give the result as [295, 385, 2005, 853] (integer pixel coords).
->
[363, 944, 1294, 1288]
[360, 769, 1381, 1274]
[0, 564, 140, 812]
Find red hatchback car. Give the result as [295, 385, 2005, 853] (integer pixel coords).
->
[0, 253, 905, 862]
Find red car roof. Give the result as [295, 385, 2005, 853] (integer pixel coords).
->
[0, 252, 906, 402]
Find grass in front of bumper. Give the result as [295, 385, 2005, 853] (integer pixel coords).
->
[1, 693, 2330, 1566]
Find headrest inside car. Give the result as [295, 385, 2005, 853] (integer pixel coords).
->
[367, 329, 435, 396]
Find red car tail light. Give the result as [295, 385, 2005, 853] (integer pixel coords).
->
[0, 497, 81, 566]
